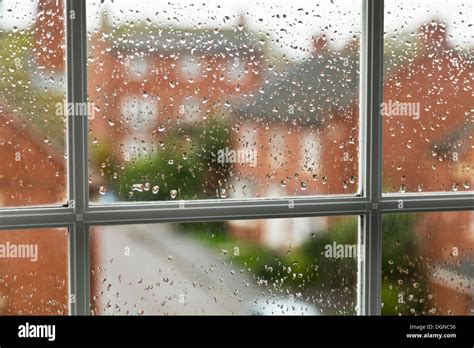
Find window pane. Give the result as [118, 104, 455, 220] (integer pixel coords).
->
[0, 228, 69, 315]
[382, 211, 474, 315]
[0, 0, 67, 207]
[90, 216, 359, 315]
[383, 0, 473, 194]
[87, 0, 361, 203]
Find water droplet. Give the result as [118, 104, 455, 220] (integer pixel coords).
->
[152, 185, 160, 194]
[170, 189, 178, 199]
[99, 185, 107, 195]
[132, 183, 144, 192]
[300, 181, 307, 190]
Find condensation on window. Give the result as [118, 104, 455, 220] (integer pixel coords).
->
[90, 216, 359, 315]
[87, 0, 361, 203]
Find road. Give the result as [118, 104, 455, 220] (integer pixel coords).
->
[91, 223, 260, 315]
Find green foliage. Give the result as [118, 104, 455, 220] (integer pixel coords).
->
[381, 214, 428, 315]
[109, 117, 231, 200]
[184, 214, 426, 315]
[0, 30, 65, 145]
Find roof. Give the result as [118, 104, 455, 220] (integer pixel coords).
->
[432, 121, 474, 156]
[233, 47, 359, 125]
[431, 254, 474, 297]
[108, 25, 265, 56]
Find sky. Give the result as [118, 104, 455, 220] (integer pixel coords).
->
[0, 0, 472, 60]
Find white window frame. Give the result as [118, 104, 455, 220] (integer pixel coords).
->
[0, 0, 472, 316]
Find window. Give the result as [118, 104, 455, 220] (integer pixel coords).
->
[0, 0, 67, 207]
[381, 211, 473, 315]
[0, 228, 68, 315]
[179, 97, 203, 124]
[120, 96, 156, 130]
[382, 0, 472, 194]
[226, 57, 247, 83]
[87, 0, 361, 201]
[179, 54, 202, 82]
[90, 217, 358, 315]
[300, 132, 321, 172]
[126, 56, 149, 80]
[0, 0, 472, 317]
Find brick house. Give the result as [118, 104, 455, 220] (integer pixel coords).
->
[231, 20, 473, 313]
[87, 14, 263, 164]
[228, 35, 359, 248]
[384, 21, 473, 314]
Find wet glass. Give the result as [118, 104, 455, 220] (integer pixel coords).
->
[0, 0, 67, 207]
[87, 0, 362, 203]
[382, 211, 474, 315]
[383, 0, 473, 194]
[0, 228, 69, 315]
[90, 216, 359, 315]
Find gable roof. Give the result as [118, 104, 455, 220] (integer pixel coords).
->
[233, 47, 359, 125]
[107, 25, 265, 56]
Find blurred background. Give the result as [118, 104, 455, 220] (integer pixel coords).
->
[0, 0, 472, 315]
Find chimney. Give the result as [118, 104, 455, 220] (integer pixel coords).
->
[312, 34, 327, 53]
[417, 20, 448, 53]
[237, 13, 247, 30]
[34, 0, 65, 72]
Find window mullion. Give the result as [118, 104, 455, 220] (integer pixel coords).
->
[359, 0, 384, 316]
[66, 0, 90, 316]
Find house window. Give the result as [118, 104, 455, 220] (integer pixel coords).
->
[269, 131, 286, 169]
[126, 56, 149, 80]
[179, 97, 202, 123]
[179, 54, 201, 81]
[0, 0, 472, 318]
[300, 132, 321, 172]
[121, 96, 157, 131]
[226, 57, 246, 82]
